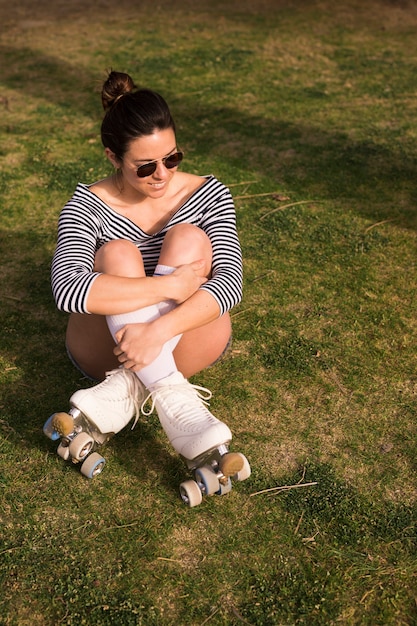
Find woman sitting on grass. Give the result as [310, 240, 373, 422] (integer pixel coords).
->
[50, 70, 243, 468]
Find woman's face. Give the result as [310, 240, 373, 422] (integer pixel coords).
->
[108, 128, 180, 199]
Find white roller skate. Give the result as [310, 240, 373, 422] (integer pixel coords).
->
[143, 372, 251, 506]
[43, 368, 145, 478]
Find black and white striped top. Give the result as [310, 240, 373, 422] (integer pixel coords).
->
[51, 175, 243, 316]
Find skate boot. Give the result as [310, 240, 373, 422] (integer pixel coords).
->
[142, 371, 251, 506]
[44, 368, 145, 478]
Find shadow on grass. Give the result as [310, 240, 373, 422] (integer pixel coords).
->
[1, 18, 417, 230]
[0, 229, 187, 494]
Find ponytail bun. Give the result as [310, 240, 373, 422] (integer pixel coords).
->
[101, 70, 136, 110]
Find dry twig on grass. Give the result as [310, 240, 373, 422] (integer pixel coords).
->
[260, 200, 324, 220]
[250, 481, 318, 497]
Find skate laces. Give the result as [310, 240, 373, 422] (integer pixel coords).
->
[141, 380, 215, 428]
[101, 369, 144, 429]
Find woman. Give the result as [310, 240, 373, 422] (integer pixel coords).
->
[49, 70, 244, 475]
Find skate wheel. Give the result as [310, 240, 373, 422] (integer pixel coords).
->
[216, 477, 232, 496]
[69, 432, 94, 461]
[80, 452, 106, 478]
[179, 480, 203, 507]
[51, 412, 74, 437]
[232, 453, 251, 482]
[219, 452, 245, 478]
[57, 441, 70, 461]
[195, 465, 220, 496]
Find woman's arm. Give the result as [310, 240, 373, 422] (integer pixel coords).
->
[85, 263, 207, 315]
[51, 187, 205, 314]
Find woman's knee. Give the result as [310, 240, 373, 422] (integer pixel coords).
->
[94, 239, 145, 276]
[159, 224, 212, 272]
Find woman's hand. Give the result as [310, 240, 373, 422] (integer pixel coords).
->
[168, 259, 208, 304]
[113, 321, 167, 371]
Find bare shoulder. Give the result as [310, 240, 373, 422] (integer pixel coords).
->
[89, 177, 114, 201]
[174, 171, 208, 200]
[88, 176, 134, 210]
[176, 171, 207, 190]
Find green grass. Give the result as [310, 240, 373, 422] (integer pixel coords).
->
[1, 0, 417, 624]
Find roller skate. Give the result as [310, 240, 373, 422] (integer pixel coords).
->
[143, 372, 251, 506]
[43, 368, 145, 478]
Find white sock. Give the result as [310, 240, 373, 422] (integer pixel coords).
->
[153, 263, 182, 351]
[107, 304, 177, 387]
[153, 264, 176, 315]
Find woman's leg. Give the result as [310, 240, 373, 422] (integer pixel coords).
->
[66, 239, 146, 381]
[174, 314, 232, 379]
[66, 313, 119, 381]
[154, 223, 232, 378]
[66, 225, 231, 380]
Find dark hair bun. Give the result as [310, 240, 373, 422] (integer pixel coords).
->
[101, 71, 136, 110]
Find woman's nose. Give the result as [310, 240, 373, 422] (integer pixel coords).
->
[153, 160, 170, 178]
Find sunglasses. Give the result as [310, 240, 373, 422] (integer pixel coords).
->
[136, 151, 184, 178]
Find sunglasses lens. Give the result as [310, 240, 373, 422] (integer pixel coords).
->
[136, 162, 157, 177]
[165, 151, 183, 168]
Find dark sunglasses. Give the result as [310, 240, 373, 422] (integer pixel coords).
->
[136, 151, 183, 178]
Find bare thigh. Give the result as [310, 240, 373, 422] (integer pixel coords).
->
[173, 312, 232, 379]
[66, 313, 119, 381]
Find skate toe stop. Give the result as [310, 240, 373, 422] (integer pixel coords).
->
[51, 412, 74, 437]
[219, 452, 244, 477]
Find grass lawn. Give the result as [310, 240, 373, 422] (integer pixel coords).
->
[1, 0, 416, 624]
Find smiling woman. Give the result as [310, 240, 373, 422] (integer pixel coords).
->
[46, 70, 250, 502]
